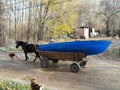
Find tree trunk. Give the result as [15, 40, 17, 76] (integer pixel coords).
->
[0, 1, 5, 46]
[106, 18, 110, 37]
[37, 23, 44, 41]
[21, 0, 24, 40]
[14, 0, 17, 40]
[27, 0, 32, 42]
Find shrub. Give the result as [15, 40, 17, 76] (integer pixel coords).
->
[0, 78, 30, 90]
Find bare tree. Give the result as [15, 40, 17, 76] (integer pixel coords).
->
[76, 0, 98, 28]
[0, 0, 5, 46]
[27, 0, 32, 42]
[3, 0, 76, 43]
[98, 0, 120, 36]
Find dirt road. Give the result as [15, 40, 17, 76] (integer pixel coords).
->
[0, 52, 120, 90]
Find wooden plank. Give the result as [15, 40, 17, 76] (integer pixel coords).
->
[38, 51, 85, 61]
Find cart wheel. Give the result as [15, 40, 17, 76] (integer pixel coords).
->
[79, 61, 87, 66]
[70, 63, 80, 73]
[41, 58, 49, 68]
[52, 59, 58, 64]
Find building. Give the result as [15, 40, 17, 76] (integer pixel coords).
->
[74, 27, 98, 39]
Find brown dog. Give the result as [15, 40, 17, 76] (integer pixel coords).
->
[31, 77, 43, 90]
[9, 53, 16, 62]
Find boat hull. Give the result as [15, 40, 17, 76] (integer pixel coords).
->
[38, 40, 111, 55]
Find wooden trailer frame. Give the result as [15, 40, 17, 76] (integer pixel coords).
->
[38, 51, 87, 73]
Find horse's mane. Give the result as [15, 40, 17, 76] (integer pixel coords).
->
[16, 41, 28, 45]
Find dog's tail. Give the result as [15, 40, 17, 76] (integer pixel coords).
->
[40, 84, 44, 90]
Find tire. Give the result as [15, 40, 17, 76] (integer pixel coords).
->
[52, 59, 59, 64]
[70, 63, 80, 73]
[79, 61, 87, 66]
[40, 58, 49, 68]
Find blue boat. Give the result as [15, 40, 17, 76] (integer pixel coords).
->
[38, 40, 111, 56]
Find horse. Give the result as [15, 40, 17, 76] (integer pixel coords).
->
[16, 41, 40, 62]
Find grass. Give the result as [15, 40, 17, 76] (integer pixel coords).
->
[0, 47, 22, 53]
[8, 47, 22, 51]
[0, 78, 49, 90]
[0, 47, 7, 52]
[0, 78, 30, 90]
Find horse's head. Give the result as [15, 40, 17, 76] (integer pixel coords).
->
[16, 41, 28, 48]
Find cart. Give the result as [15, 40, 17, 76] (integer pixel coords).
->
[39, 51, 87, 73]
[38, 40, 111, 73]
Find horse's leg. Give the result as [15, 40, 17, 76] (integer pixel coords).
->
[24, 52, 29, 61]
[33, 51, 40, 62]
